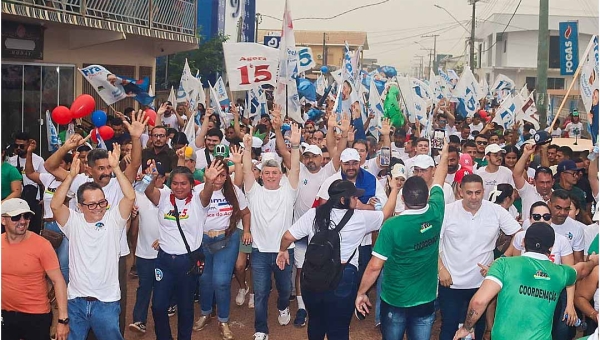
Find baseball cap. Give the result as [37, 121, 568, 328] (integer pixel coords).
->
[485, 144, 506, 155]
[453, 168, 472, 184]
[1, 198, 35, 217]
[524, 222, 555, 254]
[572, 109, 579, 117]
[328, 179, 365, 199]
[303, 145, 322, 156]
[533, 130, 552, 146]
[184, 147, 196, 161]
[390, 164, 407, 179]
[251, 159, 263, 171]
[340, 148, 361, 162]
[412, 155, 435, 169]
[252, 137, 263, 149]
[459, 153, 474, 171]
[557, 160, 581, 174]
[261, 152, 281, 167]
[213, 144, 230, 158]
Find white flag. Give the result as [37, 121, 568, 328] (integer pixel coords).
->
[492, 74, 516, 93]
[223, 42, 280, 91]
[79, 65, 128, 105]
[297, 46, 316, 73]
[176, 59, 202, 105]
[195, 71, 206, 107]
[517, 92, 541, 130]
[273, 0, 303, 123]
[367, 79, 385, 140]
[214, 76, 230, 106]
[492, 95, 517, 130]
[580, 35, 599, 113]
[452, 68, 481, 118]
[331, 69, 343, 85]
[518, 83, 529, 99]
[315, 74, 327, 96]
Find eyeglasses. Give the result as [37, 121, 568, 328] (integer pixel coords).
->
[562, 171, 578, 177]
[532, 213, 552, 222]
[152, 134, 166, 138]
[80, 199, 109, 210]
[476, 141, 488, 146]
[438, 120, 447, 124]
[13, 143, 26, 149]
[8, 212, 33, 221]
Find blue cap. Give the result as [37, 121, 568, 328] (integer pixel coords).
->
[557, 160, 581, 174]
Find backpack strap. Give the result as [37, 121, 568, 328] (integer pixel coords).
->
[333, 209, 354, 233]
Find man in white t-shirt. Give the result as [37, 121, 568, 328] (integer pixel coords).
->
[513, 144, 554, 220]
[51, 145, 135, 340]
[475, 144, 515, 199]
[565, 110, 584, 138]
[438, 174, 521, 340]
[242, 119, 301, 340]
[469, 113, 484, 134]
[271, 108, 343, 327]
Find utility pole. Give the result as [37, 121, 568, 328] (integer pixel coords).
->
[536, 0, 549, 128]
[422, 34, 439, 74]
[322, 32, 328, 68]
[469, 0, 478, 71]
[254, 13, 263, 43]
[421, 48, 434, 77]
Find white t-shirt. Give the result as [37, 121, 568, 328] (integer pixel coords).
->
[441, 200, 521, 289]
[9, 154, 46, 200]
[200, 183, 248, 231]
[390, 145, 408, 161]
[39, 173, 61, 219]
[551, 128, 562, 137]
[475, 165, 515, 200]
[135, 192, 160, 259]
[294, 162, 337, 223]
[69, 174, 130, 257]
[446, 172, 457, 185]
[261, 138, 277, 154]
[156, 187, 209, 255]
[195, 148, 213, 170]
[469, 122, 484, 133]
[516, 181, 550, 221]
[362, 158, 381, 177]
[565, 122, 583, 138]
[247, 179, 297, 253]
[511, 230, 573, 264]
[442, 182, 456, 204]
[161, 114, 179, 129]
[522, 217, 585, 251]
[60, 207, 126, 302]
[288, 208, 384, 268]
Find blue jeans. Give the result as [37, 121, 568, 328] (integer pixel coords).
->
[302, 264, 358, 340]
[152, 249, 197, 340]
[375, 271, 383, 325]
[68, 298, 123, 340]
[199, 229, 240, 322]
[552, 288, 576, 340]
[252, 248, 294, 334]
[45, 221, 69, 284]
[438, 285, 486, 340]
[358, 245, 372, 281]
[380, 299, 436, 340]
[132, 257, 156, 324]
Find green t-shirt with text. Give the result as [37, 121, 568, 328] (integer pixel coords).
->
[373, 185, 445, 308]
[487, 255, 577, 340]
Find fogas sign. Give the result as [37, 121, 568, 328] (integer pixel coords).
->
[559, 22, 579, 75]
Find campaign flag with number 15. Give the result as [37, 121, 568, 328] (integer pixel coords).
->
[223, 42, 280, 91]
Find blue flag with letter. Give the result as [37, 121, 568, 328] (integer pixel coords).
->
[559, 22, 579, 75]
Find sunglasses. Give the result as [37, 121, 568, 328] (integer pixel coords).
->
[476, 141, 488, 146]
[80, 199, 109, 210]
[9, 212, 33, 221]
[532, 213, 552, 222]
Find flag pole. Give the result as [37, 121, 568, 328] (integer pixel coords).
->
[547, 36, 595, 131]
[285, 84, 289, 119]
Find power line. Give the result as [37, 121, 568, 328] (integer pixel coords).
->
[374, 23, 463, 46]
[367, 21, 468, 36]
[481, 0, 523, 53]
[295, 0, 390, 20]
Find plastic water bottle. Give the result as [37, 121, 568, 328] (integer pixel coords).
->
[574, 318, 587, 331]
[134, 174, 153, 193]
[374, 199, 383, 211]
[588, 145, 599, 160]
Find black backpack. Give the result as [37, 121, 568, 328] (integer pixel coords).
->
[301, 209, 355, 293]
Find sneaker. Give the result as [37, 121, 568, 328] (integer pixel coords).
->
[129, 265, 138, 278]
[235, 284, 249, 306]
[248, 293, 255, 309]
[129, 322, 146, 334]
[293, 309, 307, 328]
[278, 307, 291, 326]
[193, 314, 211, 331]
[219, 322, 234, 340]
[253, 332, 269, 340]
[167, 305, 177, 317]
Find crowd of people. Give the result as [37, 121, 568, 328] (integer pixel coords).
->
[1, 95, 599, 340]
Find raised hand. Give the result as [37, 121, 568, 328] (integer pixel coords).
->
[377, 118, 391, 136]
[347, 126, 356, 143]
[26, 139, 37, 154]
[228, 145, 243, 164]
[243, 126, 254, 150]
[63, 133, 88, 151]
[204, 159, 225, 185]
[145, 159, 158, 176]
[176, 145, 186, 159]
[340, 112, 351, 134]
[290, 123, 301, 146]
[124, 109, 149, 139]
[108, 143, 121, 169]
[157, 102, 168, 116]
[327, 111, 337, 129]
[70, 152, 80, 177]
[522, 143, 536, 156]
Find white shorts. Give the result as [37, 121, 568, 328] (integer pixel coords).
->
[294, 238, 308, 269]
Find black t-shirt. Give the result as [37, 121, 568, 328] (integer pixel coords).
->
[142, 147, 178, 173]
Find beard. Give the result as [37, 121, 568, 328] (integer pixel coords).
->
[306, 161, 319, 172]
[448, 164, 459, 173]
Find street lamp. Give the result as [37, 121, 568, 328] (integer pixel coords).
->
[434, 3, 476, 71]
[433, 4, 470, 34]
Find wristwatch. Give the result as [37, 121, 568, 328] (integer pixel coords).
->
[57, 318, 70, 325]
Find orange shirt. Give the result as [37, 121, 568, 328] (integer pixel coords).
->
[1, 232, 59, 313]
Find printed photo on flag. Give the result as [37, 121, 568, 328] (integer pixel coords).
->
[79, 65, 128, 105]
[580, 36, 599, 113]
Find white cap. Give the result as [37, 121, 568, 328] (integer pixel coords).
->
[252, 137, 263, 148]
[261, 152, 281, 167]
[412, 155, 435, 169]
[485, 143, 506, 155]
[390, 164, 407, 179]
[303, 144, 322, 156]
[251, 159, 262, 171]
[340, 148, 361, 162]
[1, 198, 35, 217]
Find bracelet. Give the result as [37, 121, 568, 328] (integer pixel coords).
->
[291, 144, 300, 149]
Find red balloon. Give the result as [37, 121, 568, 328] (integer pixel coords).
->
[51, 106, 72, 125]
[70, 94, 96, 119]
[145, 109, 157, 126]
[98, 126, 115, 141]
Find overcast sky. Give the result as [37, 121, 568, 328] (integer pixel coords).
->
[255, 0, 599, 73]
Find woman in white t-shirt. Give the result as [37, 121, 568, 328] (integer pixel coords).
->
[144, 164, 222, 340]
[193, 161, 250, 339]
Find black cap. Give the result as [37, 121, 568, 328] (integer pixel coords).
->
[525, 222, 555, 254]
[328, 180, 365, 198]
[533, 130, 552, 146]
[557, 160, 581, 174]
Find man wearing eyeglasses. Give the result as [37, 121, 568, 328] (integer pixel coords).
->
[1, 198, 69, 340]
[514, 144, 555, 220]
[142, 126, 178, 174]
[554, 160, 588, 222]
[475, 144, 514, 199]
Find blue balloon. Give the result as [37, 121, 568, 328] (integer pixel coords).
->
[307, 108, 324, 122]
[320, 66, 329, 74]
[380, 66, 397, 78]
[91, 110, 107, 127]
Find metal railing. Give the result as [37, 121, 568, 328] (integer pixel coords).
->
[5, 0, 197, 36]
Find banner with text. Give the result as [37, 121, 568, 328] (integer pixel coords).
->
[559, 21, 579, 76]
[223, 42, 279, 91]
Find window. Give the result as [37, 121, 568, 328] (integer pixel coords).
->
[549, 36, 560, 69]
[526, 77, 536, 92]
[524, 76, 564, 91]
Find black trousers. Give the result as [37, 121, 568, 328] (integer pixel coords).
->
[1, 310, 52, 340]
